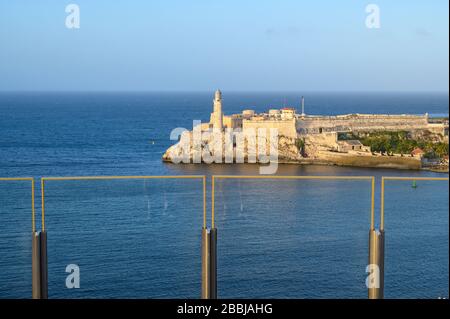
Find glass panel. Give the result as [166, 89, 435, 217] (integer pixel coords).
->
[214, 178, 372, 298]
[0, 180, 32, 298]
[43, 178, 203, 298]
[384, 179, 449, 299]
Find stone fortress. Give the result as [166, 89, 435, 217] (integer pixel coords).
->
[206, 90, 446, 138]
[163, 90, 449, 170]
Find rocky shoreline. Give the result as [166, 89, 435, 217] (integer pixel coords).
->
[162, 131, 448, 173]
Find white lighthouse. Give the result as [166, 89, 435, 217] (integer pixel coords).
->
[211, 89, 223, 130]
[300, 96, 306, 117]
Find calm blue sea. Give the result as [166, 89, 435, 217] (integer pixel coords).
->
[0, 92, 448, 299]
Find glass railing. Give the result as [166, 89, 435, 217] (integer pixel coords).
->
[0, 178, 35, 298]
[0, 175, 448, 299]
[40, 176, 205, 298]
[211, 176, 375, 298]
[381, 177, 449, 299]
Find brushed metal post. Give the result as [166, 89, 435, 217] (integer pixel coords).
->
[40, 230, 48, 299]
[378, 230, 385, 299]
[201, 228, 210, 299]
[31, 232, 41, 299]
[209, 228, 217, 299]
[368, 229, 384, 299]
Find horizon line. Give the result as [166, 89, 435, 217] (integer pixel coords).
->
[0, 89, 449, 95]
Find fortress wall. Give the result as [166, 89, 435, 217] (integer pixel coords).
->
[304, 132, 339, 154]
[296, 114, 429, 133]
[306, 132, 338, 147]
[317, 151, 422, 170]
[427, 123, 448, 136]
[223, 116, 243, 129]
[243, 119, 297, 138]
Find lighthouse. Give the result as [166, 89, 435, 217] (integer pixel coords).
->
[211, 89, 223, 130]
[301, 96, 306, 117]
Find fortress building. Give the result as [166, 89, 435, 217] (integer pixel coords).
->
[163, 90, 448, 169]
[203, 91, 448, 139]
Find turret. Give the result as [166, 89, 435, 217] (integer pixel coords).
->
[214, 89, 222, 102]
[212, 89, 223, 130]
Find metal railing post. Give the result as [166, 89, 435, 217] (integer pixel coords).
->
[40, 230, 48, 299]
[368, 229, 384, 299]
[378, 230, 385, 299]
[201, 227, 210, 299]
[209, 227, 217, 299]
[31, 231, 41, 299]
[31, 230, 48, 299]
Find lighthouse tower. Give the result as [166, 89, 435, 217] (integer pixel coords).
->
[211, 89, 223, 130]
[300, 96, 306, 117]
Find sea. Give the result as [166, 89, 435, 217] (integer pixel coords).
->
[0, 91, 448, 299]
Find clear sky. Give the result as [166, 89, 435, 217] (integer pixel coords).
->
[0, 0, 448, 92]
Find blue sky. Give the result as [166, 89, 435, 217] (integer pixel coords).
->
[0, 0, 448, 92]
